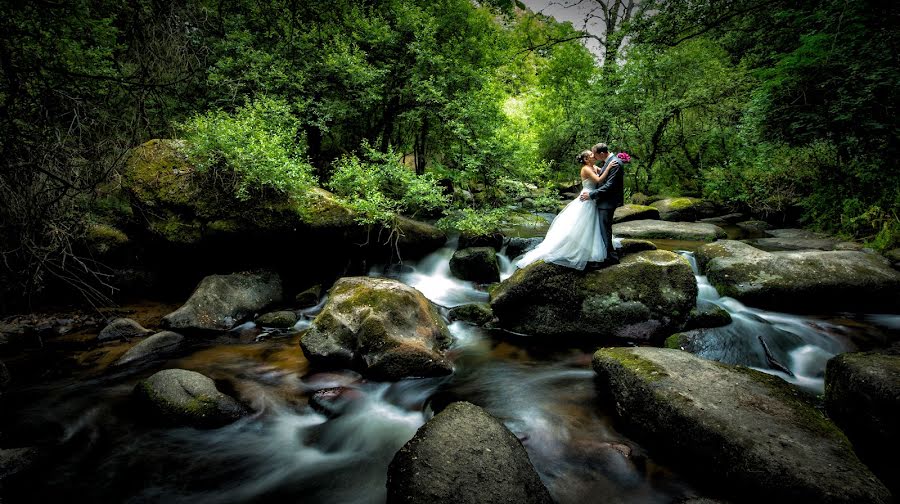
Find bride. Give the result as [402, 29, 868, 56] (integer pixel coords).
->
[515, 150, 613, 270]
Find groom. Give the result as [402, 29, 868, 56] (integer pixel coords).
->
[580, 143, 623, 266]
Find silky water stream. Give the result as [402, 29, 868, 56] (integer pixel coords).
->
[1, 240, 897, 503]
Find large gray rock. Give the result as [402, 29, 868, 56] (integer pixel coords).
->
[300, 277, 452, 380]
[132, 369, 247, 428]
[696, 240, 900, 313]
[449, 247, 500, 283]
[650, 198, 717, 221]
[613, 220, 727, 242]
[825, 350, 900, 495]
[162, 271, 283, 332]
[98, 317, 152, 341]
[386, 401, 553, 504]
[613, 204, 660, 224]
[745, 228, 862, 252]
[114, 331, 184, 366]
[490, 250, 697, 342]
[592, 347, 891, 503]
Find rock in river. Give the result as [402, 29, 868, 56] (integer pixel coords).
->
[98, 317, 152, 341]
[696, 240, 900, 313]
[650, 197, 718, 221]
[162, 271, 283, 332]
[386, 401, 553, 504]
[613, 204, 660, 224]
[114, 331, 185, 367]
[300, 277, 452, 380]
[132, 369, 248, 428]
[490, 250, 697, 342]
[449, 247, 500, 283]
[592, 347, 890, 503]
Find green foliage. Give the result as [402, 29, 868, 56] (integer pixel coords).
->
[436, 208, 508, 237]
[179, 98, 317, 201]
[327, 143, 447, 226]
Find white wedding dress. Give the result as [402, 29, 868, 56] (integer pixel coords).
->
[515, 178, 607, 270]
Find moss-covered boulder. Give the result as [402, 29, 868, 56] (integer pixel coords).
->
[615, 238, 657, 256]
[162, 271, 283, 332]
[132, 369, 248, 428]
[448, 303, 494, 326]
[393, 216, 447, 259]
[449, 247, 500, 283]
[697, 240, 900, 313]
[458, 233, 504, 251]
[613, 204, 660, 224]
[386, 401, 553, 504]
[85, 223, 130, 256]
[684, 304, 732, 330]
[98, 318, 152, 342]
[254, 310, 298, 328]
[612, 220, 727, 242]
[490, 250, 697, 342]
[114, 331, 184, 367]
[592, 347, 890, 503]
[650, 197, 718, 221]
[825, 350, 900, 495]
[300, 277, 452, 380]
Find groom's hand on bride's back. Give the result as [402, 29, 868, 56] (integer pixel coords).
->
[579, 191, 590, 201]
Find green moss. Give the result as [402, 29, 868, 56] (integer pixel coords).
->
[87, 223, 128, 245]
[665, 197, 702, 210]
[596, 347, 668, 382]
[664, 333, 686, 349]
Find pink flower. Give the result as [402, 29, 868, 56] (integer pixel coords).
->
[617, 152, 631, 163]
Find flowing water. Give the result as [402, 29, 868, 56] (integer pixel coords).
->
[2, 238, 897, 504]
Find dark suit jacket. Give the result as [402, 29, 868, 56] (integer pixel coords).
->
[588, 154, 624, 209]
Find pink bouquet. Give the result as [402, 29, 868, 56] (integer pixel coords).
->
[616, 152, 632, 163]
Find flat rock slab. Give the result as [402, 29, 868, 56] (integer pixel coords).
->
[745, 237, 862, 252]
[386, 401, 552, 504]
[592, 347, 890, 503]
[826, 350, 900, 494]
[162, 271, 282, 332]
[491, 250, 696, 342]
[696, 240, 900, 313]
[613, 220, 727, 242]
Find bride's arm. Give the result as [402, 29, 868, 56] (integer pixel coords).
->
[583, 161, 617, 184]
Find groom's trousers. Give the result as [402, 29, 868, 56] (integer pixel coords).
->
[597, 208, 616, 260]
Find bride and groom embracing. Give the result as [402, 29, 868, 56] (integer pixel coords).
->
[516, 143, 630, 271]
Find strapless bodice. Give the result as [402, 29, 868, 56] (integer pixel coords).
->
[581, 178, 598, 190]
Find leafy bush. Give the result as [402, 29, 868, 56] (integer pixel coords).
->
[179, 97, 316, 201]
[436, 207, 508, 237]
[327, 143, 448, 226]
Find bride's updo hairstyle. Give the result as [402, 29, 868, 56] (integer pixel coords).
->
[576, 150, 593, 165]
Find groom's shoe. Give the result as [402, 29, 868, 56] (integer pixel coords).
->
[584, 261, 604, 271]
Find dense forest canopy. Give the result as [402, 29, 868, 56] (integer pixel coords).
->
[1, 0, 897, 305]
